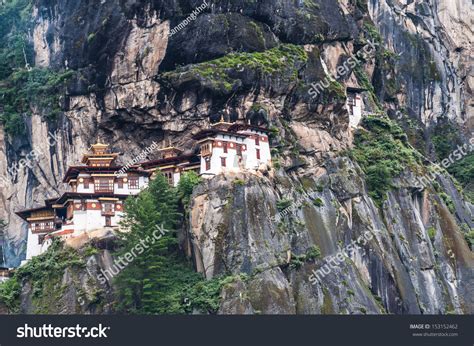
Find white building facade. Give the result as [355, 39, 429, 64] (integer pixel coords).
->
[346, 87, 365, 128]
[195, 123, 272, 177]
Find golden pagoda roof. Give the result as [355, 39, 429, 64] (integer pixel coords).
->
[81, 141, 119, 164]
[210, 114, 234, 127]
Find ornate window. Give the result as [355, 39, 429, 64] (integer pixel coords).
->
[94, 178, 114, 192]
[201, 143, 212, 156]
[163, 171, 173, 185]
[128, 177, 139, 190]
[221, 157, 226, 167]
[102, 203, 114, 216]
[256, 148, 261, 160]
[31, 221, 54, 233]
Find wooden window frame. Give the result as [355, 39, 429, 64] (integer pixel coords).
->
[94, 178, 114, 193]
[128, 177, 139, 190]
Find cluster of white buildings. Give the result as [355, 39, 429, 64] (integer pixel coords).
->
[17, 86, 366, 261]
[16, 120, 272, 260]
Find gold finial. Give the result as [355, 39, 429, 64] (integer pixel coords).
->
[219, 114, 225, 123]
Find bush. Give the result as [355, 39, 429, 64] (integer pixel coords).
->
[312, 198, 324, 207]
[464, 230, 474, 250]
[0, 277, 21, 312]
[439, 192, 455, 214]
[350, 116, 422, 205]
[0, 68, 74, 136]
[427, 227, 436, 242]
[276, 198, 292, 211]
[177, 171, 201, 207]
[306, 245, 321, 260]
[233, 179, 245, 186]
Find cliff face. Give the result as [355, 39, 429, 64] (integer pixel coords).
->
[0, 0, 472, 314]
[369, 0, 472, 127]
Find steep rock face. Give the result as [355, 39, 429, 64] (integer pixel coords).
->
[0, 0, 472, 314]
[186, 166, 473, 314]
[369, 0, 472, 128]
[18, 248, 116, 314]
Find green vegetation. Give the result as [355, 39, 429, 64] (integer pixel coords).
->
[0, 239, 86, 313]
[114, 173, 234, 314]
[305, 245, 321, 260]
[289, 245, 321, 269]
[431, 121, 462, 160]
[0, 68, 74, 135]
[312, 197, 324, 207]
[354, 65, 381, 111]
[163, 44, 308, 92]
[233, 178, 246, 186]
[0, 0, 73, 137]
[176, 171, 201, 207]
[439, 192, 455, 214]
[0, 277, 21, 312]
[303, 0, 320, 10]
[349, 116, 422, 204]
[447, 153, 474, 202]
[427, 227, 436, 242]
[0, 0, 33, 80]
[363, 22, 382, 44]
[276, 198, 293, 212]
[464, 229, 474, 250]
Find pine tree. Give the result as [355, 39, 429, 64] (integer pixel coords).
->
[113, 171, 225, 314]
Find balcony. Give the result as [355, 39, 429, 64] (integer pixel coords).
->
[31, 226, 55, 234]
[95, 188, 114, 193]
[101, 210, 115, 216]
